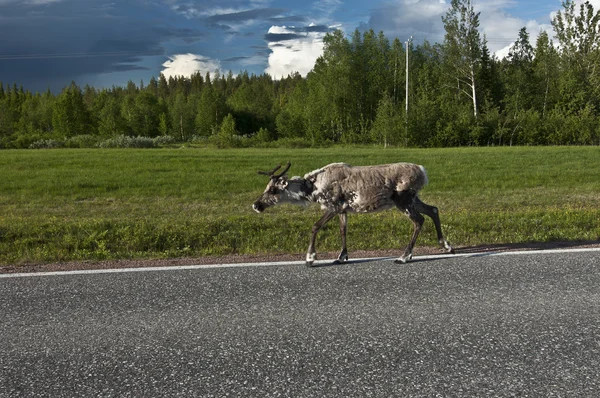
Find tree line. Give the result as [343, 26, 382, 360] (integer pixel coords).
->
[1, 0, 600, 149]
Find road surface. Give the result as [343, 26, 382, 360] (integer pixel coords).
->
[2, 249, 600, 397]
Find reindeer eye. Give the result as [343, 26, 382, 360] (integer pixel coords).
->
[269, 186, 279, 194]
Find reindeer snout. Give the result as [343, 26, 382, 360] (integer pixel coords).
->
[252, 202, 264, 213]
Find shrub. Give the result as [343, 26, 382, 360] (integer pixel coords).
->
[153, 135, 176, 146]
[29, 139, 64, 149]
[98, 135, 156, 148]
[189, 135, 210, 145]
[65, 135, 101, 148]
[272, 137, 312, 148]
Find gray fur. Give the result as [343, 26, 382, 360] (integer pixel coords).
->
[253, 162, 453, 266]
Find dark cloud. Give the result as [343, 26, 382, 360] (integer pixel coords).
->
[152, 27, 207, 44]
[0, 0, 338, 92]
[264, 33, 306, 42]
[172, 3, 196, 16]
[0, 0, 205, 92]
[172, 0, 247, 17]
[111, 64, 151, 72]
[206, 23, 235, 31]
[264, 25, 334, 43]
[206, 8, 287, 24]
[224, 56, 251, 62]
[305, 25, 331, 33]
[268, 15, 307, 24]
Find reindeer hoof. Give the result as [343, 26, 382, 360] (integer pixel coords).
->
[306, 253, 317, 267]
[395, 253, 412, 264]
[305, 261, 315, 267]
[441, 241, 454, 254]
[333, 253, 349, 264]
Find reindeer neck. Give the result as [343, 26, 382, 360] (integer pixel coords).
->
[287, 177, 315, 202]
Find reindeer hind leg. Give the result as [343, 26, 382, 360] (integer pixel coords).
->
[414, 196, 454, 254]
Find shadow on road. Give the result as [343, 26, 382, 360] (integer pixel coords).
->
[456, 240, 600, 254]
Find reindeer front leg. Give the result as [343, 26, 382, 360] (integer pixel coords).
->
[333, 212, 349, 264]
[306, 210, 337, 267]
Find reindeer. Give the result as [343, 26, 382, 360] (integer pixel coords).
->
[253, 161, 454, 266]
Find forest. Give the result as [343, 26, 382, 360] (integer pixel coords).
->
[1, 0, 600, 149]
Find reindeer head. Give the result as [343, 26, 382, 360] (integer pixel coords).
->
[252, 162, 292, 213]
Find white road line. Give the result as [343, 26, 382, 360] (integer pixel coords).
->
[1, 248, 599, 279]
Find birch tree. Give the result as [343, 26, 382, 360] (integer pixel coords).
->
[532, 31, 559, 116]
[442, 0, 482, 118]
[552, 0, 600, 110]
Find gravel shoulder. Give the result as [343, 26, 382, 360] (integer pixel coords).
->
[2, 240, 599, 274]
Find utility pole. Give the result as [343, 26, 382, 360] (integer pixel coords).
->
[405, 36, 412, 147]
[405, 37, 411, 116]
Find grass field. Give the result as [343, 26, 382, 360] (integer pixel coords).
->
[0, 146, 599, 265]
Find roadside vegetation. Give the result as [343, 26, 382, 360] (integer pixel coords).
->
[1, 146, 598, 265]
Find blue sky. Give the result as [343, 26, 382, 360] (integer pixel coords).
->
[0, 0, 581, 93]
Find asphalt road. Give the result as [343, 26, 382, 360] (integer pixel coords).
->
[1, 250, 600, 397]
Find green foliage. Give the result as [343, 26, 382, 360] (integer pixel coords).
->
[371, 92, 403, 147]
[170, 91, 195, 140]
[552, 0, 600, 111]
[195, 84, 227, 137]
[52, 82, 92, 137]
[94, 91, 127, 137]
[211, 113, 238, 148]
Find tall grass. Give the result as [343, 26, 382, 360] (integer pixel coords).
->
[0, 147, 598, 265]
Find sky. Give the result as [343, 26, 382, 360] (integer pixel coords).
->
[0, 0, 592, 93]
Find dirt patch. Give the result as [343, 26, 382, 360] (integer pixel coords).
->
[1, 240, 599, 274]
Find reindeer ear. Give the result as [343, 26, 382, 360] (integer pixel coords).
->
[276, 176, 289, 189]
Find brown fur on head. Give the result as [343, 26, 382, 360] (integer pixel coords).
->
[253, 162, 313, 213]
[252, 174, 290, 213]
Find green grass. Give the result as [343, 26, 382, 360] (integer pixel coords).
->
[1, 146, 599, 265]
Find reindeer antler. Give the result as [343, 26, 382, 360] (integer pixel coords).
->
[273, 161, 291, 178]
[258, 164, 282, 176]
[257, 162, 291, 178]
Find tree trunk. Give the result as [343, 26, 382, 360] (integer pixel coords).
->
[180, 114, 184, 140]
[470, 66, 477, 118]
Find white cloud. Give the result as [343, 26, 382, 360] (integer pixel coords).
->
[368, 0, 448, 41]
[492, 19, 552, 59]
[460, 0, 600, 59]
[475, 1, 554, 59]
[368, 0, 561, 59]
[161, 53, 221, 78]
[264, 25, 328, 78]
